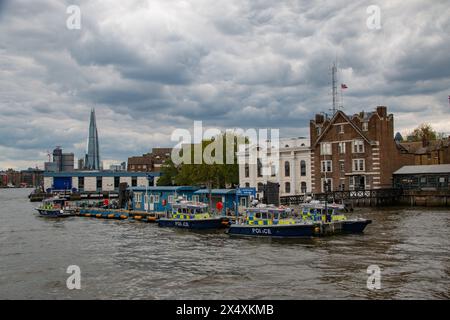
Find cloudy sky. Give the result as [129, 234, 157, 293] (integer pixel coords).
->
[0, 0, 449, 169]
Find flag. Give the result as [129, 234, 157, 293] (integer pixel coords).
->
[341, 84, 348, 89]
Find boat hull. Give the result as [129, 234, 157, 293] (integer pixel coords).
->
[227, 223, 319, 238]
[342, 219, 372, 233]
[36, 208, 68, 218]
[158, 217, 225, 230]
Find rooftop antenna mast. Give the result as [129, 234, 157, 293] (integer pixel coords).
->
[331, 62, 338, 115]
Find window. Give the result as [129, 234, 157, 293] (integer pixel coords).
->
[192, 195, 199, 203]
[353, 159, 365, 171]
[352, 140, 365, 153]
[320, 143, 332, 155]
[285, 161, 290, 177]
[301, 182, 307, 194]
[239, 197, 248, 207]
[300, 160, 306, 176]
[135, 192, 142, 203]
[168, 195, 174, 204]
[244, 164, 249, 178]
[362, 122, 368, 131]
[317, 127, 321, 135]
[245, 183, 250, 187]
[271, 164, 276, 177]
[337, 124, 344, 134]
[257, 159, 262, 177]
[257, 183, 264, 192]
[285, 182, 291, 193]
[78, 177, 84, 190]
[96, 176, 102, 190]
[154, 195, 160, 203]
[338, 142, 346, 154]
[114, 177, 120, 189]
[321, 160, 332, 173]
[339, 183, 345, 191]
[132, 177, 137, 187]
[321, 178, 332, 192]
[339, 160, 345, 172]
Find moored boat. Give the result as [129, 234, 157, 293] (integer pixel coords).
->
[158, 201, 226, 230]
[35, 197, 77, 218]
[300, 201, 371, 234]
[227, 207, 320, 238]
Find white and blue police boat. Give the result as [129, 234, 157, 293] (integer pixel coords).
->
[227, 206, 320, 238]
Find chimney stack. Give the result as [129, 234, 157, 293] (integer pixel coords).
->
[315, 114, 324, 124]
[376, 106, 387, 118]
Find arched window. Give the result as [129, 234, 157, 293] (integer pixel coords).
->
[257, 183, 264, 192]
[285, 182, 291, 193]
[257, 159, 262, 177]
[244, 163, 249, 178]
[284, 161, 290, 177]
[301, 182, 307, 194]
[300, 160, 306, 176]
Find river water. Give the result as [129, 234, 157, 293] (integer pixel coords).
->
[0, 188, 449, 299]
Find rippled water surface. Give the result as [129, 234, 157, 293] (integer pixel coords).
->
[1, 188, 449, 299]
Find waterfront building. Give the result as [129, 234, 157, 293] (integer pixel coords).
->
[129, 186, 256, 214]
[309, 106, 412, 192]
[20, 168, 44, 187]
[129, 186, 199, 211]
[43, 171, 160, 192]
[398, 137, 450, 165]
[0, 172, 7, 186]
[393, 164, 450, 190]
[193, 188, 256, 214]
[84, 108, 101, 170]
[128, 148, 172, 172]
[237, 137, 312, 198]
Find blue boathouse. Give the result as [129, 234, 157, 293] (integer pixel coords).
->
[129, 186, 256, 214]
[129, 186, 199, 212]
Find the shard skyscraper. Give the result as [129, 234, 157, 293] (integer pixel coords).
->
[84, 108, 100, 170]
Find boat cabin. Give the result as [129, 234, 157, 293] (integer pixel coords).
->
[244, 207, 296, 225]
[170, 201, 211, 219]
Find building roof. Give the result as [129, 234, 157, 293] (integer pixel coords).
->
[393, 164, 450, 175]
[398, 138, 450, 155]
[194, 189, 236, 195]
[312, 110, 373, 147]
[44, 171, 161, 177]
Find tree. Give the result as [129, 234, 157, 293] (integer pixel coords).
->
[158, 132, 247, 209]
[157, 159, 179, 186]
[409, 123, 437, 142]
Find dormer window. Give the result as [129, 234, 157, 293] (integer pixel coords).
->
[362, 122, 368, 131]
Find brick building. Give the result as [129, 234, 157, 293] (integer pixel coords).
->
[398, 138, 450, 165]
[310, 106, 412, 192]
[127, 148, 172, 172]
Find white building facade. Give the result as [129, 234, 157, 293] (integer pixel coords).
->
[238, 137, 312, 198]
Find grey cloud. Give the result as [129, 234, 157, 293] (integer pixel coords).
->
[0, 0, 449, 169]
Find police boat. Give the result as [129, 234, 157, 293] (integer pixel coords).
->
[158, 201, 227, 230]
[227, 206, 320, 238]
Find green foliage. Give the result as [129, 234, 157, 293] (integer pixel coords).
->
[156, 159, 179, 186]
[409, 123, 437, 142]
[157, 132, 247, 189]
